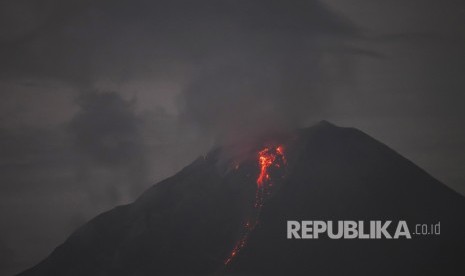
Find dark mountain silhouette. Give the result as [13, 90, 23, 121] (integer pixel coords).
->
[18, 121, 465, 276]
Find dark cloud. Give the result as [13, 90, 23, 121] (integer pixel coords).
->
[178, 47, 342, 142]
[0, 0, 94, 42]
[70, 92, 144, 166]
[69, 91, 150, 203]
[0, 0, 356, 84]
[0, 238, 21, 276]
[171, 0, 358, 141]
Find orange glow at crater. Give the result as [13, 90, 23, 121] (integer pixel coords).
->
[257, 146, 285, 187]
[255, 146, 286, 208]
[224, 145, 286, 266]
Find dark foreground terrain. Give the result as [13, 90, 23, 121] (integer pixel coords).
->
[19, 121, 465, 275]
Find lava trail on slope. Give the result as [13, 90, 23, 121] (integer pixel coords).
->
[224, 146, 286, 266]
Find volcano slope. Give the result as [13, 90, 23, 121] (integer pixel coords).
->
[18, 121, 465, 276]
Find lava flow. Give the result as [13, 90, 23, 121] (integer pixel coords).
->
[224, 145, 286, 266]
[255, 146, 285, 208]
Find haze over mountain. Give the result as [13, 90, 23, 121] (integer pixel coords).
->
[18, 122, 465, 276]
[2, 1, 465, 274]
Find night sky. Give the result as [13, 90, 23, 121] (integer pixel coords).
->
[1, 0, 465, 275]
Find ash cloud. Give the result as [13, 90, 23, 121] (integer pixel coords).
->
[1, 0, 361, 146]
[69, 91, 150, 204]
[175, 0, 358, 142]
[178, 43, 353, 143]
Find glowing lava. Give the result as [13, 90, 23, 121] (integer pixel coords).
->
[224, 145, 286, 266]
[255, 146, 286, 208]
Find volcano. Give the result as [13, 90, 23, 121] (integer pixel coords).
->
[18, 121, 465, 276]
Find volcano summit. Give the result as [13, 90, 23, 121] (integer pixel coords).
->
[18, 121, 465, 276]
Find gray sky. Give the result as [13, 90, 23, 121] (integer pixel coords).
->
[0, 0, 464, 275]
